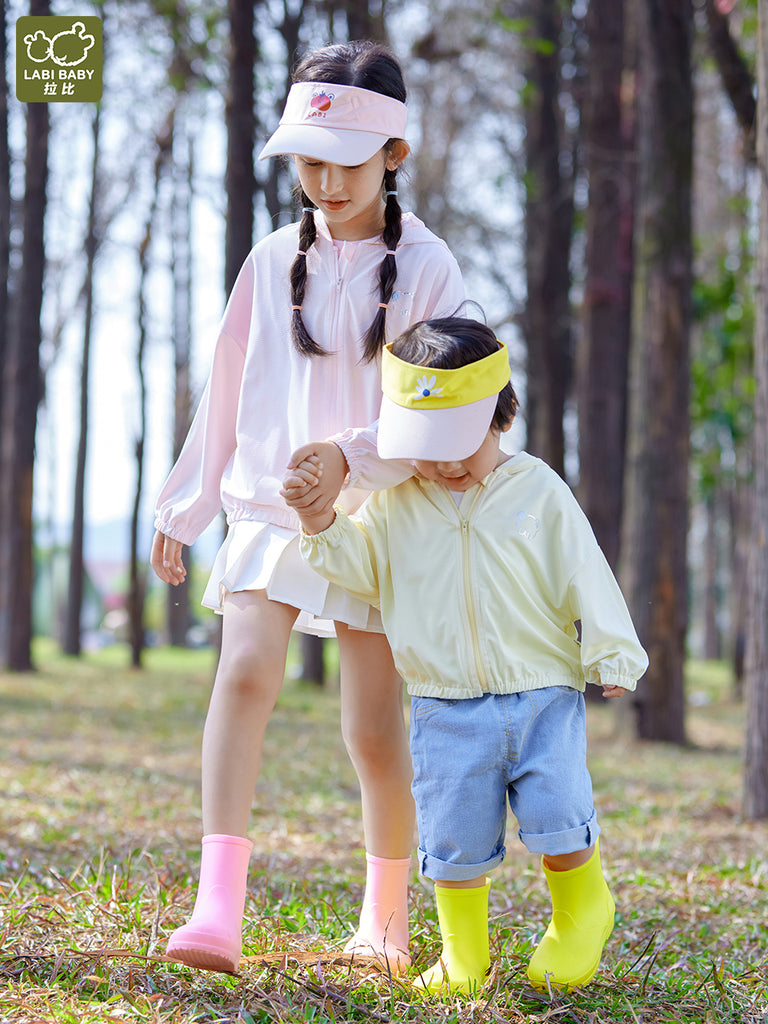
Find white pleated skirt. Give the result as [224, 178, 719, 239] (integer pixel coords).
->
[201, 519, 384, 638]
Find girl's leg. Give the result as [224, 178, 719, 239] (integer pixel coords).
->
[167, 590, 298, 972]
[202, 590, 299, 835]
[335, 623, 415, 970]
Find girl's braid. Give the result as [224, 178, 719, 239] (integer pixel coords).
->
[361, 165, 403, 363]
[289, 193, 323, 356]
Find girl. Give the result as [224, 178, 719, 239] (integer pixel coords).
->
[284, 317, 648, 994]
[150, 41, 464, 975]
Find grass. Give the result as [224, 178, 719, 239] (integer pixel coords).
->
[1, 643, 767, 1023]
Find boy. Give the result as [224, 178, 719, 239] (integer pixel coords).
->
[282, 317, 648, 993]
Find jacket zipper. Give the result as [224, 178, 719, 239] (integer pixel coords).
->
[458, 488, 488, 691]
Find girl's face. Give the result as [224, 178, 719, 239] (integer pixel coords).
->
[413, 424, 512, 492]
[293, 142, 407, 241]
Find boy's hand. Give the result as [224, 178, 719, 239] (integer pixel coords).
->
[284, 441, 348, 515]
[601, 684, 626, 699]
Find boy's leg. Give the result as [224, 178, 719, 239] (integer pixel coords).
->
[509, 687, 614, 990]
[336, 624, 415, 971]
[412, 876, 491, 994]
[410, 694, 509, 993]
[167, 590, 298, 972]
[526, 840, 615, 990]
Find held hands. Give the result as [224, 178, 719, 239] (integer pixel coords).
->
[281, 441, 347, 535]
[150, 530, 186, 586]
[601, 684, 625, 699]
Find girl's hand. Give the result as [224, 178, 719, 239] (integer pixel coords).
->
[601, 684, 626, 699]
[285, 441, 348, 515]
[150, 530, 187, 586]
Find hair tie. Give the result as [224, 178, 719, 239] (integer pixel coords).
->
[385, 250, 397, 257]
[292, 305, 302, 312]
[297, 250, 307, 257]
[386, 190, 398, 197]
[302, 207, 315, 214]
[378, 302, 389, 310]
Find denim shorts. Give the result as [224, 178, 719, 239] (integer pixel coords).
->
[410, 688, 600, 882]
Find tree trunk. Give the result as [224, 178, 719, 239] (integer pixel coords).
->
[620, 0, 693, 744]
[1, 46, 49, 670]
[301, 632, 325, 686]
[743, 0, 768, 818]
[129, 126, 170, 667]
[703, 0, 756, 164]
[577, 0, 634, 571]
[334, 0, 386, 42]
[166, 128, 193, 647]
[225, 0, 257, 294]
[63, 106, 100, 657]
[0, 0, 9, 441]
[263, 3, 303, 229]
[523, 0, 573, 479]
[703, 494, 720, 661]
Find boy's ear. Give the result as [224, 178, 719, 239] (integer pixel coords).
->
[501, 419, 514, 433]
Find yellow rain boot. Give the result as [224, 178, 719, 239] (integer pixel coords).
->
[413, 880, 491, 995]
[527, 841, 615, 991]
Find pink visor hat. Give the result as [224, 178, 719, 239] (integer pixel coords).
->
[258, 82, 408, 165]
[377, 341, 512, 462]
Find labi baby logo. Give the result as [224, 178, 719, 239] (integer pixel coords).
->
[308, 90, 334, 118]
[16, 16, 102, 103]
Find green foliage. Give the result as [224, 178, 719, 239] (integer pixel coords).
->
[691, 245, 755, 499]
[492, 8, 557, 55]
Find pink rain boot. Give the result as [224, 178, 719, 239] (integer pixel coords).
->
[343, 853, 411, 974]
[166, 834, 253, 973]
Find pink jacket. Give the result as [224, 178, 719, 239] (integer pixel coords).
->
[154, 212, 464, 545]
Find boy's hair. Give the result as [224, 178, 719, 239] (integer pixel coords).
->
[289, 41, 406, 362]
[390, 317, 519, 431]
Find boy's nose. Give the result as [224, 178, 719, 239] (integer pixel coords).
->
[436, 461, 464, 476]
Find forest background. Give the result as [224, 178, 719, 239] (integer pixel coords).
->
[1, 0, 768, 802]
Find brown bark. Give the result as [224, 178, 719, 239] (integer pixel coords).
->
[0, 0, 9, 438]
[620, 0, 693, 743]
[129, 126, 171, 667]
[703, 496, 720, 661]
[166, 131, 193, 647]
[225, 0, 257, 294]
[703, 0, 757, 163]
[63, 107, 100, 657]
[1, 75, 49, 670]
[577, 0, 634, 571]
[523, 0, 573, 479]
[743, 0, 768, 818]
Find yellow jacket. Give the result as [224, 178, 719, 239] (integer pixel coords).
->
[300, 451, 648, 698]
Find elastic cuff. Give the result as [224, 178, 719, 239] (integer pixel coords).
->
[329, 433, 359, 488]
[300, 507, 348, 544]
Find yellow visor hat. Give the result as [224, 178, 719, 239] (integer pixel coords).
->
[377, 341, 511, 461]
